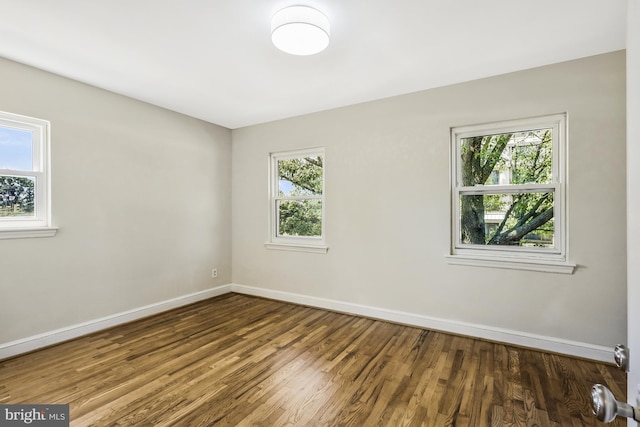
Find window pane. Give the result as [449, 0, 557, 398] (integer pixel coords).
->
[277, 199, 322, 237]
[0, 126, 33, 171]
[278, 156, 323, 196]
[460, 129, 552, 186]
[460, 192, 554, 247]
[0, 175, 36, 217]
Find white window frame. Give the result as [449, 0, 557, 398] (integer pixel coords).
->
[446, 114, 575, 274]
[0, 111, 57, 239]
[265, 147, 327, 254]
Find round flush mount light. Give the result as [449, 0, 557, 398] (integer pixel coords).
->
[271, 6, 330, 55]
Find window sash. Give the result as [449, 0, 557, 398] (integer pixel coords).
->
[0, 172, 41, 219]
[453, 118, 563, 188]
[0, 117, 44, 172]
[275, 199, 323, 238]
[453, 191, 560, 253]
[456, 183, 557, 195]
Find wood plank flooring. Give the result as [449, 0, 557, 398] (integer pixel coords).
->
[0, 293, 627, 426]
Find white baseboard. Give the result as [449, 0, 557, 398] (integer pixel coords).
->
[0, 284, 232, 361]
[230, 283, 614, 363]
[0, 282, 613, 363]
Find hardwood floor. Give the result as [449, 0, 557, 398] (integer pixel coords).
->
[0, 293, 626, 426]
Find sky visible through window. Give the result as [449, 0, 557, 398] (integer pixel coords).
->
[279, 179, 295, 195]
[0, 126, 33, 171]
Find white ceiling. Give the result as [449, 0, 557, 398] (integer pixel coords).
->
[0, 1, 627, 129]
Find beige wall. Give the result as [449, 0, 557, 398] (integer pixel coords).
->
[0, 58, 232, 343]
[232, 51, 627, 348]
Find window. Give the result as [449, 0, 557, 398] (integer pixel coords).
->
[266, 148, 327, 253]
[0, 111, 56, 239]
[448, 114, 574, 273]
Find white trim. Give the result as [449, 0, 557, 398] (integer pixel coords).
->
[445, 254, 576, 274]
[264, 241, 328, 253]
[457, 183, 558, 195]
[0, 282, 610, 363]
[0, 284, 232, 361]
[230, 283, 611, 362]
[0, 226, 58, 240]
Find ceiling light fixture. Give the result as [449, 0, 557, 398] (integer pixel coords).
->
[271, 6, 330, 56]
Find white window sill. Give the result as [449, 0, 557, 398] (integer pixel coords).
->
[265, 242, 328, 254]
[445, 254, 576, 274]
[0, 227, 58, 240]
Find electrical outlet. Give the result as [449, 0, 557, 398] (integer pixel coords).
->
[211, 268, 218, 278]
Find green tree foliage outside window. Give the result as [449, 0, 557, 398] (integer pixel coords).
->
[277, 156, 323, 237]
[0, 175, 35, 217]
[459, 129, 554, 247]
